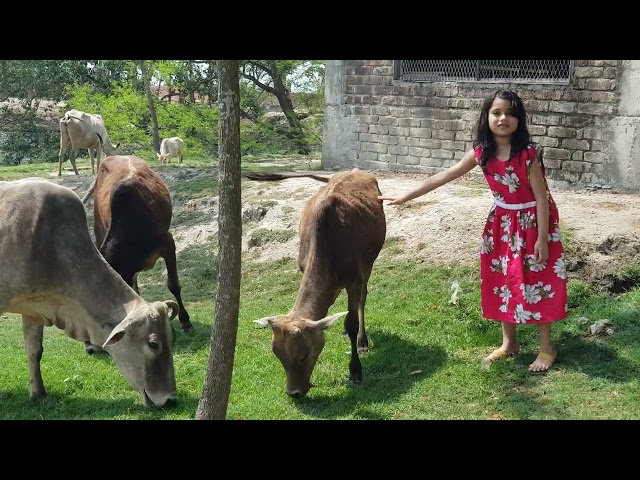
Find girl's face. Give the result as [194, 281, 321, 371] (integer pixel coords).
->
[488, 97, 518, 138]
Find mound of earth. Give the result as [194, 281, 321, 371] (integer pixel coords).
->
[56, 163, 640, 293]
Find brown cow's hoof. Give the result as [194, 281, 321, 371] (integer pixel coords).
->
[180, 325, 194, 334]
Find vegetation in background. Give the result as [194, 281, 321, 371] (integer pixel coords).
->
[0, 60, 325, 165]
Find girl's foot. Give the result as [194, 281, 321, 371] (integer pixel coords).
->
[528, 350, 557, 374]
[481, 347, 520, 369]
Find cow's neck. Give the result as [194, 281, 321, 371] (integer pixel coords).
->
[291, 254, 337, 320]
[10, 254, 141, 347]
[103, 141, 118, 155]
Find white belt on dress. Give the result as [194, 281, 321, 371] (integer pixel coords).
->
[494, 199, 537, 210]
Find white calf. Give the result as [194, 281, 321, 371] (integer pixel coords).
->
[157, 137, 184, 164]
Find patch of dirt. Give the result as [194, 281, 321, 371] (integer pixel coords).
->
[55, 164, 640, 292]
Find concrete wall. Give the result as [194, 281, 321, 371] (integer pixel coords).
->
[322, 60, 640, 191]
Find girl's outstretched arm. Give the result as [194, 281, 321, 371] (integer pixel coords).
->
[378, 149, 478, 205]
[529, 151, 550, 263]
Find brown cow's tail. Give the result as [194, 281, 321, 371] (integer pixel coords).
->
[81, 180, 96, 204]
[244, 172, 330, 183]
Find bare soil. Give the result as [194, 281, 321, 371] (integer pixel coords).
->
[58, 164, 640, 293]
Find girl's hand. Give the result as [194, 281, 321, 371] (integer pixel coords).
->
[378, 195, 406, 206]
[534, 238, 549, 264]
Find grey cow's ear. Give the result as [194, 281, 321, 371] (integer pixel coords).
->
[102, 317, 134, 348]
[254, 316, 279, 328]
[164, 301, 180, 321]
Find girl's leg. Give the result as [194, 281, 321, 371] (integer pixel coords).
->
[482, 321, 519, 366]
[497, 321, 519, 355]
[528, 323, 557, 373]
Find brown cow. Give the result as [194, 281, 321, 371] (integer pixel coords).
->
[0, 177, 179, 408]
[82, 155, 192, 353]
[248, 168, 386, 397]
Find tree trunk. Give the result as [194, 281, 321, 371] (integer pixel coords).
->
[195, 60, 242, 420]
[271, 66, 310, 155]
[137, 60, 160, 153]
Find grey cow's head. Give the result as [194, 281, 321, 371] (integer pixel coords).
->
[255, 311, 347, 397]
[103, 300, 179, 408]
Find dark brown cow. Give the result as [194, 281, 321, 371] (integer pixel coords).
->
[248, 168, 386, 397]
[82, 155, 192, 353]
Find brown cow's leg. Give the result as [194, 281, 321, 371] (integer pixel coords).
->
[22, 315, 46, 401]
[162, 233, 192, 332]
[344, 282, 364, 383]
[357, 281, 369, 352]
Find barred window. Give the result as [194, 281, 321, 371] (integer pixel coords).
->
[394, 60, 572, 84]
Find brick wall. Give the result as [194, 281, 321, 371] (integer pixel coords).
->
[328, 60, 620, 187]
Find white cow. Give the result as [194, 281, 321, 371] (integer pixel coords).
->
[157, 136, 184, 164]
[0, 177, 179, 408]
[58, 109, 119, 177]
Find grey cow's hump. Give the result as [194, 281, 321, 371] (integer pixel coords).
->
[0, 177, 67, 194]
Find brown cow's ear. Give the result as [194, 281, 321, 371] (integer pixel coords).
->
[254, 316, 279, 328]
[316, 311, 348, 330]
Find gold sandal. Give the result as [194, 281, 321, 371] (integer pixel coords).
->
[481, 349, 515, 370]
[528, 351, 557, 375]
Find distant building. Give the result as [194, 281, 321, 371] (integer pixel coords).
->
[323, 60, 640, 191]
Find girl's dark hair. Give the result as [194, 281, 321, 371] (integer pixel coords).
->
[473, 89, 535, 169]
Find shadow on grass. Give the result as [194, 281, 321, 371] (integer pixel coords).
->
[293, 331, 447, 419]
[0, 389, 202, 420]
[477, 329, 640, 419]
[551, 330, 640, 381]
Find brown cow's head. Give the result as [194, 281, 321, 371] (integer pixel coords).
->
[255, 311, 347, 397]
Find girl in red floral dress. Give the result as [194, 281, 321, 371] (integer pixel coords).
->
[379, 89, 567, 374]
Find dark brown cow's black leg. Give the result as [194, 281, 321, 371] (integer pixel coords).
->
[162, 233, 192, 332]
[357, 281, 369, 352]
[344, 283, 363, 383]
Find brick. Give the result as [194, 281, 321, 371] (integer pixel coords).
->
[408, 146, 431, 157]
[548, 126, 577, 138]
[562, 138, 590, 149]
[584, 152, 608, 164]
[563, 161, 587, 172]
[389, 126, 411, 136]
[388, 145, 409, 155]
[544, 148, 571, 160]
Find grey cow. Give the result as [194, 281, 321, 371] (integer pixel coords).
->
[0, 178, 179, 408]
[58, 109, 119, 176]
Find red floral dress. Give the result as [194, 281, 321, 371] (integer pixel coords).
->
[476, 145, 567, 324]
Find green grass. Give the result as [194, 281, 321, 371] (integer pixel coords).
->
[2, 158, 640, 419]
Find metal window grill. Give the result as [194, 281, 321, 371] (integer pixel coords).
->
[395, 60, 572, 84]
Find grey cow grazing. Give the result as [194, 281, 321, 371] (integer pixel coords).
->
[0, 178, 180, 408]
[248, 168, 387, 397]
[58, 109, 119, 177]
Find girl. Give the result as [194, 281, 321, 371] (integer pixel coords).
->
[378, 89, 567, 374]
